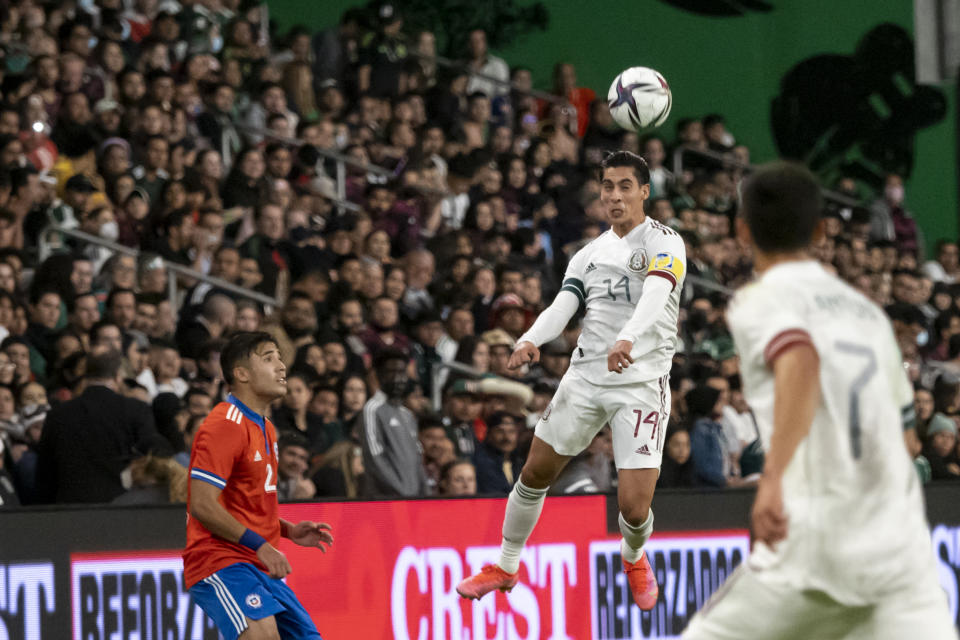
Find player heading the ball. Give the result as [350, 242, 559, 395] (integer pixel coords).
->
[457, 150, 686, 611]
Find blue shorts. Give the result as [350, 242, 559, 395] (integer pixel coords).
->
[189, 563, 322, 640]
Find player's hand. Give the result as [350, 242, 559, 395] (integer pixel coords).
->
[256, 543, 293, 579]
[607, 340, 634, 373]
[751, 474, 788, 549]
[289, 521, 334, 552]
[508, 341, 539, 370]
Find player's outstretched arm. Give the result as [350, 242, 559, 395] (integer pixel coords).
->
[190, 479, 292, 578]
[510, 289, 581, 370]
[281, 519, 334, 551]
[752, 343, 820, 548]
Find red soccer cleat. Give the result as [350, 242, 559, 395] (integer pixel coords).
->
[623, 552, 659, 610]
[456, 564, 519, 600]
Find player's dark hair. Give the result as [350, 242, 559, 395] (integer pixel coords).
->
[600, 150, 650, 186]
[220, 331, 280, 386]
[740, 161, 822, 253]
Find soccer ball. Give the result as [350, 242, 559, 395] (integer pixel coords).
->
[607, 67, 673, 131]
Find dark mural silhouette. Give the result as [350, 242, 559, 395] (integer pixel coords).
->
[771, 23, 946, 190]
[655, 0, 772, 16]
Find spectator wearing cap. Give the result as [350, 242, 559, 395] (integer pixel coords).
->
[525, 337, 569, 388]
[922, 413, 960, 480]
[35, 349, 170, 503]
[93, 99, 123, 141]
[490, 292, 532, 341]
[47, 173, 97, 231]
[410, 309, 454, 399]
[481, 328, 517, 379]
[472, 411, 523, 495]
[360, 349, 428, 497]
[357, 3, 408, 98]
[441, 379, 483, 457]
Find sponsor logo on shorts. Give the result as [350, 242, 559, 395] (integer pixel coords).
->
[636, 444, 651, 455]
[627, 250, 647, 273]
[246, 594, 262, 609]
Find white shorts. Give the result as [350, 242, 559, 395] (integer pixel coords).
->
[534, 366, 670, 470]
[682, 562, 958, 640]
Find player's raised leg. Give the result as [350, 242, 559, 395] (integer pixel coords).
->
[456, 435, 571, 599]
[606, 375, 671, 610]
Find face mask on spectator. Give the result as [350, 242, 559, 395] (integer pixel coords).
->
[687, 309, 708, 333]
[99, 221, 119, 241]
[885, 185, 904, 205]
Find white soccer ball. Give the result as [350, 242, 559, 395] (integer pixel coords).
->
[607, 66, 673, 131]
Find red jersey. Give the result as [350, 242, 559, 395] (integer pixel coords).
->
[183, 394, 281, 588]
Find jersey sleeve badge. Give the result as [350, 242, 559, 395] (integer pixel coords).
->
[647, 252, 686, 288]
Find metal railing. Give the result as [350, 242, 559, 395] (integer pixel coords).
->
[40, 226, 278, 313]
[670, 145, 862, 208]
[234, 123, 452, 209]
[408, 51, 569, 106]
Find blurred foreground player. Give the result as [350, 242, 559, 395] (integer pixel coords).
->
[457, 151, 686, 610]
[682, 163, 957, 639]
[184, 331, 333, 640]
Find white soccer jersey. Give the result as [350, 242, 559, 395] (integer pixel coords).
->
[728, 260, 934, 605]
[560, 217, 686, 385]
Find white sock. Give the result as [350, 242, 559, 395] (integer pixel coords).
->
[498, 480, 548, 574]
[619, 509, 654, 564]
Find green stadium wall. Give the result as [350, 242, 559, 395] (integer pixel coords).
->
[269, 0, 958, 252]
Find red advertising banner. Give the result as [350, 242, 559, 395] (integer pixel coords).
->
[278, 497, 749, 640]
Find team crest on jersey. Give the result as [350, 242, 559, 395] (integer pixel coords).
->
[627, 249, 648, 273]
[541, 403, 552, 421]
[246, 594, 262, 608]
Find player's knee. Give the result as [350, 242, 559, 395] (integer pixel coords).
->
[619, 503, 650, 527]
[519, 464, 554, 489]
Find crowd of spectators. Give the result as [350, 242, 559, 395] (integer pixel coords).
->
[0, 0, 957, 508]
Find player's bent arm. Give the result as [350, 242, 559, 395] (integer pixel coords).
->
[190, 479, 292, 577]
[614, 276, 673, 344]
[765, 343, 821, 479]
[189, 479, 252, 544]
[517, 289, 581, 347]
